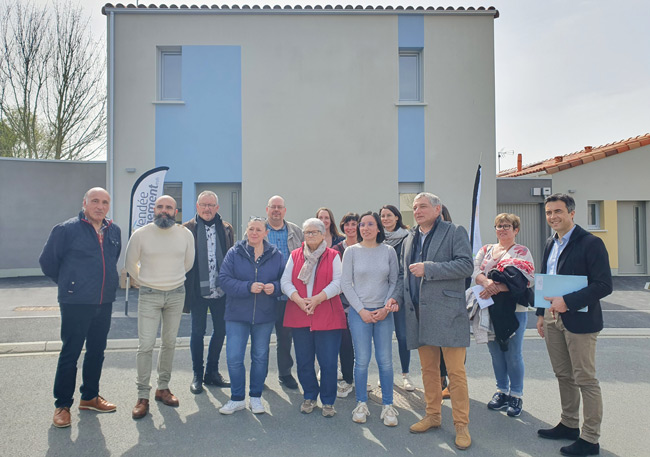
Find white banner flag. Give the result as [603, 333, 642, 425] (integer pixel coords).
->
[129, 166, 169, 236]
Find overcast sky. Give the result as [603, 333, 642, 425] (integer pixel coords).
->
[82, 0, 649, 170]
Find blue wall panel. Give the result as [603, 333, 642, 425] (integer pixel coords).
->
[398, 106, 425, 182]
[155, 45, 242, 216]
[398, 15, 424, 49]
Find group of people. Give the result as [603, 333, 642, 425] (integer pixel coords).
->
[40, 187, 611, 456]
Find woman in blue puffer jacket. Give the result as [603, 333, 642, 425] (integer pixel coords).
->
[218, 217, 284, 415]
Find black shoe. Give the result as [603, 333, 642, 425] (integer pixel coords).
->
[538, 422, 580, 441]
[487, 392, 509, 410]
[506, 396, 523, 417]
[190, 374, 203, 394]
[560, 438, 600, 456]
[204, 372, 231, 387]
[279, 374, 298, 389]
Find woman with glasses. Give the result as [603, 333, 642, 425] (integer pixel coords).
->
[316, 207, 345, 248]
[281, 218, 347, 417]
[217, 217, 284, 415]
[341, 211, 399, 427]
[471, 213, 534, 417]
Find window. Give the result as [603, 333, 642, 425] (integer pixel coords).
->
[399, 50, 422, 102]
[159, 48, 182, 101]
[587, 201, 601, 229]
[163, 182, 183, 222]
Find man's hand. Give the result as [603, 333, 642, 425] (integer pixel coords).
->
[385, 298, 399, 313]
[358, 309, 377, 324]
[536, 315, 545, 338]
[251, 282, 264, 294]
[263, 283, 275, 295]
[546, 295, 568, 318]
[409, 262, 425, 278]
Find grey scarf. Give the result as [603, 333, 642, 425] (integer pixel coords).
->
[197, 216, 225, 297]
[298, 240, 327, 284]
[384, 227, 409, 248]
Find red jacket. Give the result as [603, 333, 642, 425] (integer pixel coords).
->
[283, 247, 347, 331]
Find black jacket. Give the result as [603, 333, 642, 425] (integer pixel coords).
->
[535, 224, 612, 334]
[39, 212, 122, 305]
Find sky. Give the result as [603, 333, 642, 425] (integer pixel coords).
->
[77, 0, 650, 170]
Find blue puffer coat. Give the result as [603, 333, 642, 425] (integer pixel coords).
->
[219, 239, 284, 324]
[39, 211, 122, 305]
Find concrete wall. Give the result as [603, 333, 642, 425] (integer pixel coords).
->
[108, 10, 497, 257]
[0, 158, 106, 277]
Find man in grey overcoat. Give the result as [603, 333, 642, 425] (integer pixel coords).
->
[388, 192, 473, 450]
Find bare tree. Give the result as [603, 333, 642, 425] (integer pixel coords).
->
[0, 0, 105, 160]
[0, 0, 50, 158]
[46, 2, 105, 160]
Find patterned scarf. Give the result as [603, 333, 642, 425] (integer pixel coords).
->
[298, 240, 327, 284]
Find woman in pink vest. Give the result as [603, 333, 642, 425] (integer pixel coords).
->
[281, 218, 347, 417]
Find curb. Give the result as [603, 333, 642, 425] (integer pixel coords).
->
[1, 329, 650, 355]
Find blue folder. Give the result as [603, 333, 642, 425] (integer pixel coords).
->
[534, 274, 588, 312]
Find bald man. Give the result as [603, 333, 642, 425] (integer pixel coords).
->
[40, 187, 122, 428]
[125, 195, 195, 419]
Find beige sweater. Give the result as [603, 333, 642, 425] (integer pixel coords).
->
[125, 223, 195, 291]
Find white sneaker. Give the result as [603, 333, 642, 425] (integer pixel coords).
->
[249, 396, 265, 414]
[337, 380, 354, 398]
[381, 404, 399, 427]
[367, 383, 374, 392]
[352, 401, 370, 424]
[219, 400, 246, 415]
[402, 374, 415, 392]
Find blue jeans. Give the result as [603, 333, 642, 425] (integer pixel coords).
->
[487, 311, 528, 397]
[54, 303, 112, 408]
[348, 308, 394, 405]
[225, 320, 274, 401]
[393, 304, 411, 374]
[190, 296, 226, 376]
[292, 327, 342, 405]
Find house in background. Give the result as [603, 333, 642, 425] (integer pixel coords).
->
[498, 133, 650, 276]
[103, 3, 498, 249]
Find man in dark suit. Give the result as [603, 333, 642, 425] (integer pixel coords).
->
[183, 191, 234, 393]
[536, 193, 612, 457]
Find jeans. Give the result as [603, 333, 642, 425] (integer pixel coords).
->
[348, 308, 394, 405]
[136, 285, 185, 398]
[190, 295, 226, 376]
[53, 303, 112, 408]
[339, 314, 354, 384]
[293, 327, 342, 405]
[226, 320, 275, 401]
[487, 311, 527, 397]
[393, 304, 411, 374]
[275, 299, 294, 376]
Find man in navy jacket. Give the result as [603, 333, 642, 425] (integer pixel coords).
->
[40, 187, 121, 428]
[536, 193, 612, 457]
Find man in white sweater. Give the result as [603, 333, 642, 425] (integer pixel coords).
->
[125, 195, 195, 419]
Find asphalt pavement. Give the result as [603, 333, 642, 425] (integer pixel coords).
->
[0, 276, 649, 456]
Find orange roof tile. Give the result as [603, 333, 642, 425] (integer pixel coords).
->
[498, 133, 650, 177]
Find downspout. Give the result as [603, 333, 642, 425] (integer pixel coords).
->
[107, 11, 115, 214]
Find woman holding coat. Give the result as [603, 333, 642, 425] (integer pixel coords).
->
[281, 218, 347, 417]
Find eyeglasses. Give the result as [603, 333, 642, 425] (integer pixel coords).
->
[198, 203, 217, 209]
[494, 224, 513, 230]
[267, 205, 285, 210]
[304, 230, 322, 237]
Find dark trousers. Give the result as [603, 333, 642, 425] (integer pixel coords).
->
[393, 304, 411, 374]
[339, 313, 354, 384]
[293, 327, 342, 405]
[190, 295, 226, 375]
[53, 303, 112, 408]
[275, 299, 294, 376]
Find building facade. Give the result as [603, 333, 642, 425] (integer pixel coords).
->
[104, 4, 498, 248]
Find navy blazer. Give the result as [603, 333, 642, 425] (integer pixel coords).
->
[536, 224, 612, 334]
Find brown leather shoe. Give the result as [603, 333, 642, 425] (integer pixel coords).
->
[409, 415, 441, 434]
[132, 399, 149, 419]
[79, 396, 117, 413]
[155, 389, 179, 407]
[442, 387, 451, 400]
[455, 425, 472, 450]
[53, 407, 71, 428]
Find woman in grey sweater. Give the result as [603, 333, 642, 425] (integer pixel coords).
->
[341, 211, 399, 427]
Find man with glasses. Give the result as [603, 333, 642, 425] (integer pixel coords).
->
[265, 195, 304, 389]
[536, 193, 612, 457]
[183, 191, 235, 394]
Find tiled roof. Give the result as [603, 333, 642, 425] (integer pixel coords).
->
[102, 3, 499, 17]
[498, 133, 650, 178]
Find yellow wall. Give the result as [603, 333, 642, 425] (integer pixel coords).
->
[589, 200, 618, 269]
